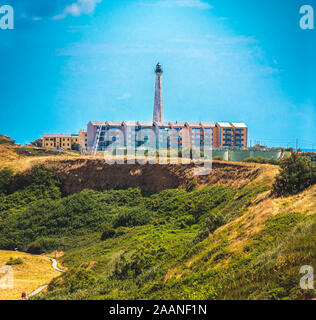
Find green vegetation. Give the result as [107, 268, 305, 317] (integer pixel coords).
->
[0, 168, 13, 195]
[6, 257, 23, 265]
[0, 158, 315, 300]
[243, 156, 279, 165]
[14, 147, 64, 157]
[0, 165, 62, 215]
[71, 142, 80, 151]
[30, 138, 43, 148]
[0, 135, 15, 145]
[48, 268, 96, 294]
[100, 225, 116, 241]
[27, 238, 60, 254]
[273, 152, 316, 196]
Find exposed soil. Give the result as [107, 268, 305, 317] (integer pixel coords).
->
[38, 158, 262, 194]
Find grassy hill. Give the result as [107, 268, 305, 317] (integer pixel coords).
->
[0, 138, 315, 300]
[0, 250, 60, 300]
[0, 134, 81, 173]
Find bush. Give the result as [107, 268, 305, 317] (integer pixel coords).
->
[27, 237, 59, 254]
[30, 139, 42, 147]
[101, 225, 116, 240]
[213, 156, 223, 161]
[6, 257, 23, 265]
[203, 213, 225, 233]
[0, 168, 13, 195]
[0, 165, 62, 215]
[52, 268, 97, 293]
[71, 142, 79, 151]
[189, 213, 225, 245]
[186, 180, 197, 192]
[272, 152, 316, 197]
[244, 157, 279, 165]
[113, 207, 151, 228]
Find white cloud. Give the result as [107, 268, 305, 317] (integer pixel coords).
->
[117, 93, 131, 100]
[152, 0, 212, 10]
[53, 0, 102, 20]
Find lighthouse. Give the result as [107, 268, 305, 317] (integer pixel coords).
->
[153, 62, 163, 123]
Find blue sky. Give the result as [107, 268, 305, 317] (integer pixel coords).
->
[0, 0, 315, 148]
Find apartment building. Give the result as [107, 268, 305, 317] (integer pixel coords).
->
[215, 122, 234, 148]
[201, 123, 216, 150]
[87, 121, 248, 152]
[43, 64, 248, 153]
[231, 123, 248, 148]
[87, 121, 124, 152]
[169, 122, 189, 150]
[79, 130, 88, 151]
[42, 134, 79, 150]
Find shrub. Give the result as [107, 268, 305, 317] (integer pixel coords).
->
[71, 142, 80, 151]
[30, 139, 42, 147]
[6, 257, 23, 265]
[272, 152, 316, 197]
[186, 179, 197, 192]
[244, 157, 279, 165]
[55, 268, 97, 293]
[193, 229, 210, 244]
[203, 213, 225, 233]
[27, 237, 59, 254]
[176, 215, 196, 228]
[113, 207, 151, 228]
[0, 168, 13, 195]
[101, 225, 116, 240]
[213, 156, 223, 161]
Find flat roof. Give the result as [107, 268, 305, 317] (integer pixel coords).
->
[216, 122, 232, 128]
[106, 121, 122, 126]
[123, 121, 138, 126]
[186, 122, 201, 128]
[137, 121, 153, 127]
[89, 121, 106, 126]
[231, 122, 247, 128]
[154, 121, 170, 127]
[43, 134, 78, 138]
[201, 122, 215, 128]
[169, 122, 186, 127]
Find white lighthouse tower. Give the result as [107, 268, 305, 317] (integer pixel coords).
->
[153, 62, 163, 123]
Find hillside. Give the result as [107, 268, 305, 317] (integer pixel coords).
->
[0, 136, 315, 300]
[0, 134, 81, 173]
[0, 250, 60, 300]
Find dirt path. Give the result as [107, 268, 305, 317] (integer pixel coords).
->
[25, 255, 65, 299]
[47, 257, 65, 273]
[4, 250, 66, 299]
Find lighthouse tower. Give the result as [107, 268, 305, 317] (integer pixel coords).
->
[153, 62, 163, 123]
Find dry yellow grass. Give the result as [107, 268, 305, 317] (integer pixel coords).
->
[164, 172, 316, 282]
[0, 251, 60, 300]
[0, 139, 83, 173]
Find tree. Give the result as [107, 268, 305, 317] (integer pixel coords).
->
[71, 142, 79, 151]
[272, 152, 316, 197]
[253, 144, 267, 149]
[30, 138, 42, 147]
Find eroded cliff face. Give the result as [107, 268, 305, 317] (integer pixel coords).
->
[8, 155, 273, 194]
[37, 159, 261, 194]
